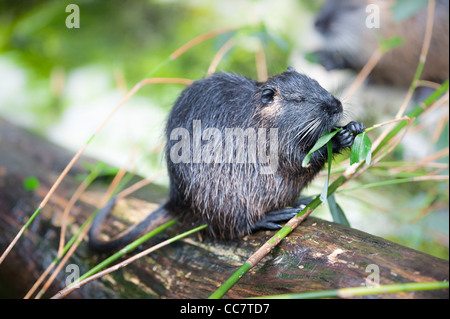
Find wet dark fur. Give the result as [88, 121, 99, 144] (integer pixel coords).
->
[89, 67, 364, 252]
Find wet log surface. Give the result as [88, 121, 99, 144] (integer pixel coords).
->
[0, 118, 448, 299]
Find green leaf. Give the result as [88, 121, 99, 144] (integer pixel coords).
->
[320, 141, 333, 202]
[239, 23, 289, 51]
[379, 36, 404, 53]
[391, 0, 428, 23]
[304, 51, 320, 64]
[327, 193, 350, 227]
[302, 129, 341, 167]
[350, 132, 372, 165]
[23, 176, 40, 191]
[80, 161, 119, 180]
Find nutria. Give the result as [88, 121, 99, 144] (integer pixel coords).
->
[312, 0, 449, 86]
[89, 67, 365, 252]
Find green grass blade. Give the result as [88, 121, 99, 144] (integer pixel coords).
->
[336, 176, 442, 193]
[327, 193, 350, 227]
[251, 281, 449, 299]
[53, 223, 206, 298]
[208, 262, 253, 299]
[320, 140, 333, 202]
[74, 219, 178, 285]
[208, 202, 320, 299]
[302, 129, 341, 168]
[374, 80, 448, 154]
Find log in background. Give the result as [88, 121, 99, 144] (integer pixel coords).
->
[0, 118, 448, 299]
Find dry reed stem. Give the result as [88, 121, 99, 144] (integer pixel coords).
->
[342, 49, 383, 104]
[385, 117, 415, 155]
[34, 151, 137, 298]
[411, 175, 448, 182]
[372, 0, 436, 152]
[116, 170, 166, 200]
[255, 41, 268, 82]
[369, 116, 410, 130]
[207, 38, 235, 76]
[23, 260, 56, 299]
[395, 0, 435, 119]
[421, 91, 449, 117]
[431, 111, 449, 143]
[27, 146, 143, 297]
[101, 146, 141, 206]
[35, 218, 93, 299]
[44, 169, 165, 299]
[57, 179, 91, 257]
[170, 26, 237, 60]
[0, 221, 33, 265]
[417, 80, 442, 90]
[407, 93, 448, 140]
[113, 67, 128, 94]
[52, 225, 205, 299]
[247, 209, 313, 267]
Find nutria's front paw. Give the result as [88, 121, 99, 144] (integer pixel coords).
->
[335, 121, 365, 149]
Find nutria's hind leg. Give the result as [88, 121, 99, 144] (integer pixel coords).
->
[251, 197, 314, 232]
[292, 197, 313, 209]
[250, 207, 300, 232]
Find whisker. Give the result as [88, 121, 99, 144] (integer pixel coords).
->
[300, 118, 321, 143]
[284, 118, 316, 145]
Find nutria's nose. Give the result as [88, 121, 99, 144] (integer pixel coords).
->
[314, 17, 330, 34]
[330, 98, 343, 114]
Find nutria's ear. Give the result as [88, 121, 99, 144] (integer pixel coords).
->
[261, 88, 275, 104]
[287, 66, 296, 72]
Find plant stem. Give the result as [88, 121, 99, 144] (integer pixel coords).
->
[24, 211, 96, 298]
[337, 175, 448, 193]
[0, 206, 41, 265]
[52, 223, 206, 299]
[251, 281, 449, 299]
[395, 0, 435, 118]
[169, 27, 237, 60]
[208, 262, 253, 299]
[209, 206, 316, 299]
[373, 80, 448, 154]
[342, 48, 383, 104]
[58, 164, 103, 258]
[78, 218, 178, 283]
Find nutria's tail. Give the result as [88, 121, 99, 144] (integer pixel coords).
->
[88, 196, 173, 253]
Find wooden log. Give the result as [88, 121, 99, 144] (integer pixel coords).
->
[0, 117, 448, 299]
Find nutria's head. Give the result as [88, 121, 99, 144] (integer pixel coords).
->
[254, 66, 342, 152]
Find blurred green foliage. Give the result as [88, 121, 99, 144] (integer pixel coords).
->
[0, 0, 293, 87]
[392, 0, 428, 22]
[23, 176, 40, 191]
[0, 0, 295, 130]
